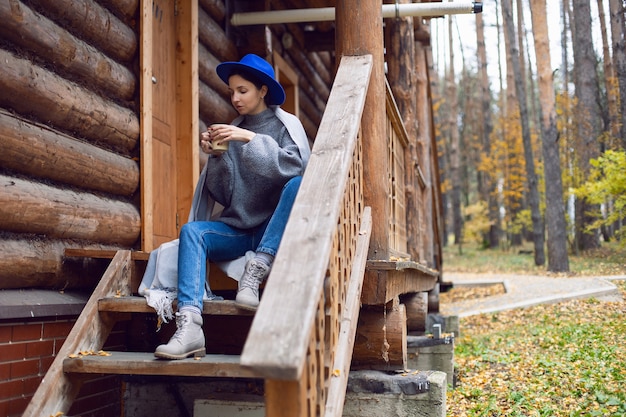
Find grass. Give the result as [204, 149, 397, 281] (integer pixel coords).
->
[442, 241, 626, 416]
[442, 240, 626, 276]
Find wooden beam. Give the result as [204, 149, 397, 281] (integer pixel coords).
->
[336, 0, 389, 262]
[140, 0, 154, 251]
[23, 251, 133, 417]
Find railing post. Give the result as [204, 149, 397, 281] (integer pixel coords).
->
[336, 0, 389, 262]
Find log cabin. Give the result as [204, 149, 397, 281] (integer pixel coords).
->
[0, 0, 480, 416]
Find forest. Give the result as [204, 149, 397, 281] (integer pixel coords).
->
[430, 0, 626, 272]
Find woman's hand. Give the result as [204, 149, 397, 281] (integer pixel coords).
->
[201, 124, 256, 155]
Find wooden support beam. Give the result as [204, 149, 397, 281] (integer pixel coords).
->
[23, 251, 133, 417]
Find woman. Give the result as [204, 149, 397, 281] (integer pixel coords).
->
[154, 54, 310, 359]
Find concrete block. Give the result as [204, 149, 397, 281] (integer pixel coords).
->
[343, 370, 446, 417]
[194, 399, 264, 416]
[407, 335, 455, 387]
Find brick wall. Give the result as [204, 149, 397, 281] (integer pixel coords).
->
[0, 317, 127, 417]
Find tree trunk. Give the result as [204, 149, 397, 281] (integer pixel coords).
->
[572, 0, 602, 250]
[609, 0, 626, 149]
[448, 15, 463, 248]
[502, 0, 546, 265]
[530, 0, 570, 272]
[597, 0, 620, 141]
[476, 12, 500, 249]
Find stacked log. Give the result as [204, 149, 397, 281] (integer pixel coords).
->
[0, 0, 140, 289]
[0, 0, 334, 289]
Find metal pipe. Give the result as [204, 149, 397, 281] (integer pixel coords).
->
[231, 2, 482, 26]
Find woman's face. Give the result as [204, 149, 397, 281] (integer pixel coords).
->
[228, 74, 268, 116]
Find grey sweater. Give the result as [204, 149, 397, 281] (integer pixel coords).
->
[204, 109, 305, 229]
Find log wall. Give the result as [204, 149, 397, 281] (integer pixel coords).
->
[0, 0, 332, 290]
[0, 0, 142, 290]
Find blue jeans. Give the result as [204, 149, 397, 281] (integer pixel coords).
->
[177, 176, 302, 311]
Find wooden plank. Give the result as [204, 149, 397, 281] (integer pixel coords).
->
[175, 0, 200, 241]
[63, 351, 257, 378]
[361, 268, 438, 306]
[98, 296, 257, 316]
[23, 250, 133, 417]
[240, 55, 373, 381]
[65, 248, 150, 261]
[366, 259, 439, 276]
[265, 379, 307, 417]
[140, 0, 154, 251]
[325, 207, 372, 417]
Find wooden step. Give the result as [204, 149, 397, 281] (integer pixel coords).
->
[63, 351, 257, 378]
[99, 296, 257, 315]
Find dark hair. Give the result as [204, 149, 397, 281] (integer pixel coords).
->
[228, 68, 271, 106]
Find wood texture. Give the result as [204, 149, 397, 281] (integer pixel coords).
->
[0, 48, 139, 153]
[27, 0, 137, 62]
[98, 296, 257, 316]
[0, 238, 118, 289]
[352, 304, 407, 368]
[325, 207, 372, 416]
[336, 0, 389, 262]
[0, 0, 136, 100]
[402, 292, 428, 332]
[0, 110, 139, 196]
[63, 352, 256, 378]
[240, 55, 373, 380]
[23, 250, 133, 417]
[0, 174, 141, 245]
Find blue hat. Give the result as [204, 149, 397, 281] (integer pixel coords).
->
[216, 54, 286, 106]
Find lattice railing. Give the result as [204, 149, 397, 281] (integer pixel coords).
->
[240, 55, 372, 417]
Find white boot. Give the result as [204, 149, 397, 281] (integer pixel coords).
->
[236, 259, 270, 308]
[154, 311, 205, 360]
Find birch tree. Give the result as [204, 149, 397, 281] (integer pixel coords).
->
[530, 0, 570, 272]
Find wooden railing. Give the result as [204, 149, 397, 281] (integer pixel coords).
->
[240, 55, 373, 417]
[385, 80, 410, 256]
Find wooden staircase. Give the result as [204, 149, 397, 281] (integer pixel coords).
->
[22, 55, 442, 417]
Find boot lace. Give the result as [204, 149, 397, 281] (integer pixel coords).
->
[240, 260, 269, 296]
[171, 312, 189, 342]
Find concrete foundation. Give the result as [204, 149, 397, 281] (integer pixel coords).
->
[342, 370, 446, 417]
[407, 333, 455, 387]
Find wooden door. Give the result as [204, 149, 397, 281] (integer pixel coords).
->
[140, 0, 198, 252]
[151, 0, 177, 248]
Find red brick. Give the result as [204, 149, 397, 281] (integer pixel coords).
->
[0, 399, 9, 417]
[7, 395, 30, 417]
[22, 376, 41, 396]
[10, 359, 40, 379]
[0, 326, 11, 343]
[0, 363, 10, 381]
[0, 379, 22, 399]
[0, 343, 26, 361]
[40, 356, 54, 374]
[25, 340, 54, 358]
[42, 321, 74, 339]
[12, 324, 42, 342]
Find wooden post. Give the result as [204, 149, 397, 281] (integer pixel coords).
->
[415, 31, 436, 267]
[383, 0, 420, 263]
[336, 0, 389, 262]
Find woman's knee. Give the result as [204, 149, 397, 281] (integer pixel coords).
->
[284, 176, 302, 192]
